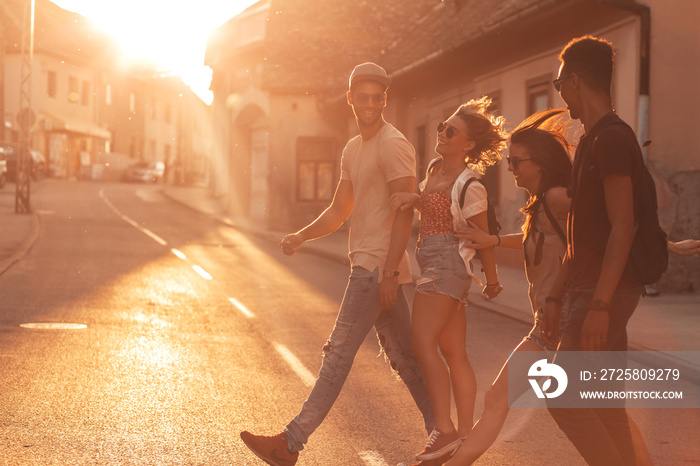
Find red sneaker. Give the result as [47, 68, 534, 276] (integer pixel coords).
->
[240, 431, 299, 466]
[415, 429, 462, 460]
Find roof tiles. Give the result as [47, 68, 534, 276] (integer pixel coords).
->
[259, 0, 559, 95]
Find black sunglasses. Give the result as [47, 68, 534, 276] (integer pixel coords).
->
[553, 73, 573, 92]
[437, 121, 458, 139]
[353, 93, 385, 105]
[506, 155, 532, 169]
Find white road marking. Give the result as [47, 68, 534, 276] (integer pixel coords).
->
[101, 190, 219, 284]
[99, 188, 167, 246]
[273, 343, 316, 387]
[192, 265, 212, 280]
[228, 297, 254, 318]
[171, 249, 186, 259]
[20, 323, 87, 330]
[135, 188, 163, 203]
[358, 451, 390, 466]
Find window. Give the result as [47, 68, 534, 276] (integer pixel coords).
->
[149, 97, 156, 119]
[149, 140, 156, 157]
[105, 84, 112, 105]
[129, 92, 136, 113]
[81, 81, 90, 106]
[164, 103, 171, 124]
[68, 76, 79, 103]
[526, 74, 552, 114]
[47, 71, 57, 98]
[297, 137, 335, 202]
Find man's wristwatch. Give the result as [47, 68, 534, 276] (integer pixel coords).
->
[589, 298, 610, 313]
[383, 268, 399, 279]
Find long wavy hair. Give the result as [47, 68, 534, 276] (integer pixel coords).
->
[510, 109, 573, 237]
[453, 96, 507, 175]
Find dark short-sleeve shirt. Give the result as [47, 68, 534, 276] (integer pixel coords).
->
[566, 112, 643, 290]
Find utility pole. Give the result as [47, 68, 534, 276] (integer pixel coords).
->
[0, 27, 5, 142]
[15, 0, 35, 213]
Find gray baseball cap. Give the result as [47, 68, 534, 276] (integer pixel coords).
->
[349, 62, 391, 90]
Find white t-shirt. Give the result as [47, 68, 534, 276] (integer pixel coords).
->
[450, 167, 488, 285]
[340, 123, 416, 284]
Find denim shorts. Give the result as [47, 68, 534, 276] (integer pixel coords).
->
[415, 233, 471, 303]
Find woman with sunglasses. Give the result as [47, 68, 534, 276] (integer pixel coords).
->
[444, 109, 652, 466]
[391, 96, 506, 465]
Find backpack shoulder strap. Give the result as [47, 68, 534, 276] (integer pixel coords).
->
[426, 157, 442, 176]
[541, 194, 567, 244]
[459, 177, 481, 208]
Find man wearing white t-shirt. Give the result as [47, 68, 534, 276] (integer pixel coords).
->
[241, 62, 434, 465]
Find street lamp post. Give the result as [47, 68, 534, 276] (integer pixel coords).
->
[15, 0, 35, 214]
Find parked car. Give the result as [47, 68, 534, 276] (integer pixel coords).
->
[0, 142, 19, 182]
[0, 152, 6, 188]
[123, 161, 165, 183]
[0, 141, 43, 182]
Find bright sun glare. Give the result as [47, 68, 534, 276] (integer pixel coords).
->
[50, 0, 257, 104]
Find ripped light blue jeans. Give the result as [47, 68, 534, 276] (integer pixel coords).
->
[284, 266, 435, 452]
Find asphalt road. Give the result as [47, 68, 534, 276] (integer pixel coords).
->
[0, 181, 697, 465]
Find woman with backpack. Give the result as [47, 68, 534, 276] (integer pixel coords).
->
[390, 97, 506, 465]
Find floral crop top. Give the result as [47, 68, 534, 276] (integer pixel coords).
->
[418, 184, 455, 239]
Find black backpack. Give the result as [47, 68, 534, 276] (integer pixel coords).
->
[591, 128, 668, 285]
[459, 177, 501, 235]
[630, 145, 668, 285]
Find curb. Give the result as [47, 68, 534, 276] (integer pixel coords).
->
[625, 344, 700, 387]
[468, 295, 700, 385]
[467, 296, 700, 385]
[467, 294, 534, 326]
[0, 212, 41, 277]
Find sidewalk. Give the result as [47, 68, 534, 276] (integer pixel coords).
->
[0, 186, 40, 276]
[1, 182, 697, 383]
[160, 185, 700, 385]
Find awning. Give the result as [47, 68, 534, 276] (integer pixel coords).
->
[40, 113, 112, 140]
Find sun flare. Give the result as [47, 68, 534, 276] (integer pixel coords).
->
[50, 0, 257, 103]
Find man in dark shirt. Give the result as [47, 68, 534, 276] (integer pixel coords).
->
[542, 36, 645, 465]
